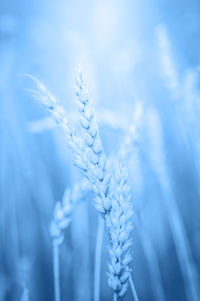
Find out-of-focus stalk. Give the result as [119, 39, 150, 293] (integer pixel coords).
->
[21, 287, 29, 301]
[94, 216, 105, 301]
[147, 108, 200, 301]
[53, 243, 60, 301]
[129, 274, 139, 301]
[137, 217, 165, 301]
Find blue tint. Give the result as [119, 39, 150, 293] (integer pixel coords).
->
[0, 1, 200, 300]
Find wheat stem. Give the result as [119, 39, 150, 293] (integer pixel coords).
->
[129, 274, 139, 301]
[94, 216, 105, 301]
[138, 217, 165, 301]
[113, 293, 118, 301]
[169, 205, 199, 301]
[53, 243, 61, 301]
[21, 287, 29, 301]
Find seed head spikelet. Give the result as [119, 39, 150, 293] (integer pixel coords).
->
[50, 180, 90, 245]
[107, 164, 134, 300]
[26, 74, 78, 150]
[74, 65, 112, 217]
[50, 189, 72, 246]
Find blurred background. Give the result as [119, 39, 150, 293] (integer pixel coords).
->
[0, 0, 200, 300]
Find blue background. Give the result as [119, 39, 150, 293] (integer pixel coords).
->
[0, 0, 200, 300]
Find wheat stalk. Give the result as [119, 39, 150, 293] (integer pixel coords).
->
[27, 72, 111, 300]
[74, 67, 135, 300]
[20, 287, 29, 301]
[49, 180, 90, 301]
[50, 188, 73, 301]
[74, 66, 136, 299]
[27, 67, 135, 300]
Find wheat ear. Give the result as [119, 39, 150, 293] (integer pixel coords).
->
[50, 181, 89, 245]
[107, 164, 137, 300]
[25, 75, 78, 151]
[50, 181, 89, 301]
[74, 67, 137, 300]
[74, 65, 112, 217]
[27, 69, 135, 300]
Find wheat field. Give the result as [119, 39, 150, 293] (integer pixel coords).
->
[0, 0, 200, 300]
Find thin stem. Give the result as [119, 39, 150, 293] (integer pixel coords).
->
[129, 274, 139, 301]
[162, 178, 200, 300]
[94, 216, 105, 301]
[53, 243, 61, 301]
[137, 215, 165, 301]
[169, 206, 199, 301]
